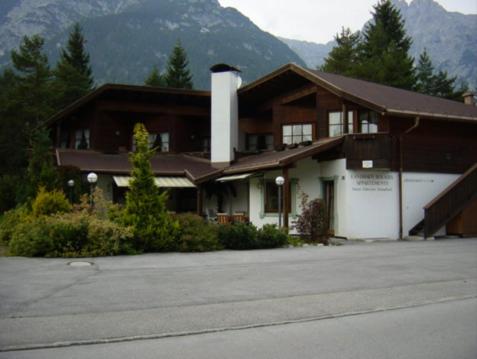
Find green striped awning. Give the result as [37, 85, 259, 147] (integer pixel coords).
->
[113, 176, 196, 188]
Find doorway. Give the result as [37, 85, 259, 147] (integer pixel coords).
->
[323, 180, 335, 235]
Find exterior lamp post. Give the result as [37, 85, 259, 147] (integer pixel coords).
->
[67, 179, 75, 203]
[275, 176, 285, 228]
[86, 172, 98, 209]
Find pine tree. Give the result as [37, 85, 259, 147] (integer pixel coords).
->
[53, 23, 94, 109]
[415, 49, 467, 101]
[10, 35, 54, 128]
[321, 28, 361, 76]
[123, 123, 179, 251]
[144, 65, 164, 87]
[163, 41, 193, 89]
[25, 128, 59, 200]
[415, 49, 434, 94]
[356, 0, 415, 89]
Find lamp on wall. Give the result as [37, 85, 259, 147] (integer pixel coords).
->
[275, 176, 285, 228]
[87, 172, 98, 209]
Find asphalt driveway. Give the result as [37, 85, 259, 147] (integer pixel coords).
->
[0, 239, 476, 357]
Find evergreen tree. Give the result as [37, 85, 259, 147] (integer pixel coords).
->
[321, 28, 361, 76]
[24, 128, 59, 201]
[10, 35, 54, 128]
[163, 41, 193, 89]
[415, 49, 467, 100]
[1, 35, 53, 177]
[415, 49, 434, 94]
[356, 0, 415, 89]
[53, 23, 94, 109]
[144, 65, 164, 87]
[123, 123, 179, 251]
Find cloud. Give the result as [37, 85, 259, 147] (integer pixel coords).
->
[218, 0, 476, 43]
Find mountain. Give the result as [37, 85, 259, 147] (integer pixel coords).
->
[392, 0, 477, 88]
[280, 0, 477, 89]
[278, 37, 334, 70]
[0, 0, 304, 89]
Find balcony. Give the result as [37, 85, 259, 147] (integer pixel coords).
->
[344, 133, 393, 170]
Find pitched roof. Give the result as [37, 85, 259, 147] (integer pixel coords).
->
[223, 137, 344, 175]
[56, 150, 220, 183]
[46, 84, 210, 126]
[239, 64, 477, 122]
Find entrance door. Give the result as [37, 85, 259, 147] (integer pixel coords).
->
[323, 180, 335, 235]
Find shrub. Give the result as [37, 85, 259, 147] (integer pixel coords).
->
[9, 217, 54, 257]
[82, 217, 134, 257]
[256, 224, 288, 249]
[175, 213, 221, 252]
[218, 222, 258, 250]
[8, 212, 134, 257]
[31, 187, 72, 217]
[294, 192, 329, 245]
[0, 205, 30, 243]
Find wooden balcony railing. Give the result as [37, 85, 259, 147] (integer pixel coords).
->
[423, 163, 477, 238]
[344, 133, 393, 170]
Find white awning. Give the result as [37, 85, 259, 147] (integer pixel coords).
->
[113, 176, 196, 188]
[216, 173, 253, 182]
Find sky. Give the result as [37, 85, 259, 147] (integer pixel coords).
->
[217, 0, 477, 43]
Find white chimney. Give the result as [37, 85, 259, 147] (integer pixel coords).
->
[210, 64, 242, 165]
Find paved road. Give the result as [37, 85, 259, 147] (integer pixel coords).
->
[0, 239, 476, 357]
[2, 298, 476, 359]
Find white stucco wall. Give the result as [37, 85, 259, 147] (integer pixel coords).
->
[402, 172, 459, 236]
[207, 156, 460, 239]
[343, 170, 400, 239]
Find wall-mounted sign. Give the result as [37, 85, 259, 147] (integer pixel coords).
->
[351, 173, 393, 192]
[362, 160, 374, 169]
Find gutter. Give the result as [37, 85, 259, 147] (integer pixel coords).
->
[398, 117, 420, 240]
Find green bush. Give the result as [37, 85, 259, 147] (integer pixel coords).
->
[8, 212, 134, 257]
[218, 222, 258, 250]
[175, 213, 221, 252]
[9, 217, 54, 257]
[256, 224, 288, 249]
[82, 217, 135, 257]
[31, 187, 72, 217]
[0, 205, 31, 244]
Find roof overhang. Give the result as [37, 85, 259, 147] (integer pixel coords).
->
[216, 173, 253, 182]
[113, 176, 196, 188]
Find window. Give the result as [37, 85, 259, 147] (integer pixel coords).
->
[264, 180, 291, 213]
[146, 132, 170, 152]
[328, 111, 354, 137]
[60, 130, 69, 149]
[246, 133, 273, 151]
[282, 124, 312, 145]
[75, 129, 90, 149]
[202, 137, 211, 152]
[359, 111, 379, 133]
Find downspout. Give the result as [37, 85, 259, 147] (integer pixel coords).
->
[398, 116, 420, 240]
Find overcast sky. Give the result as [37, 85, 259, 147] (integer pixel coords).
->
[217, 0, 477, 43]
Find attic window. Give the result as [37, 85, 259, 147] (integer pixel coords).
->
[147, 133, 170, 152]
[282, 124, 312, 145]
[328, 111, 354, 137]
[75, 129, 90, 149]
[246, 134, 273, 151]
[359, 111, 379, 133]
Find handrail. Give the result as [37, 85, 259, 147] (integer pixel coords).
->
[423, 162, 477, 237]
